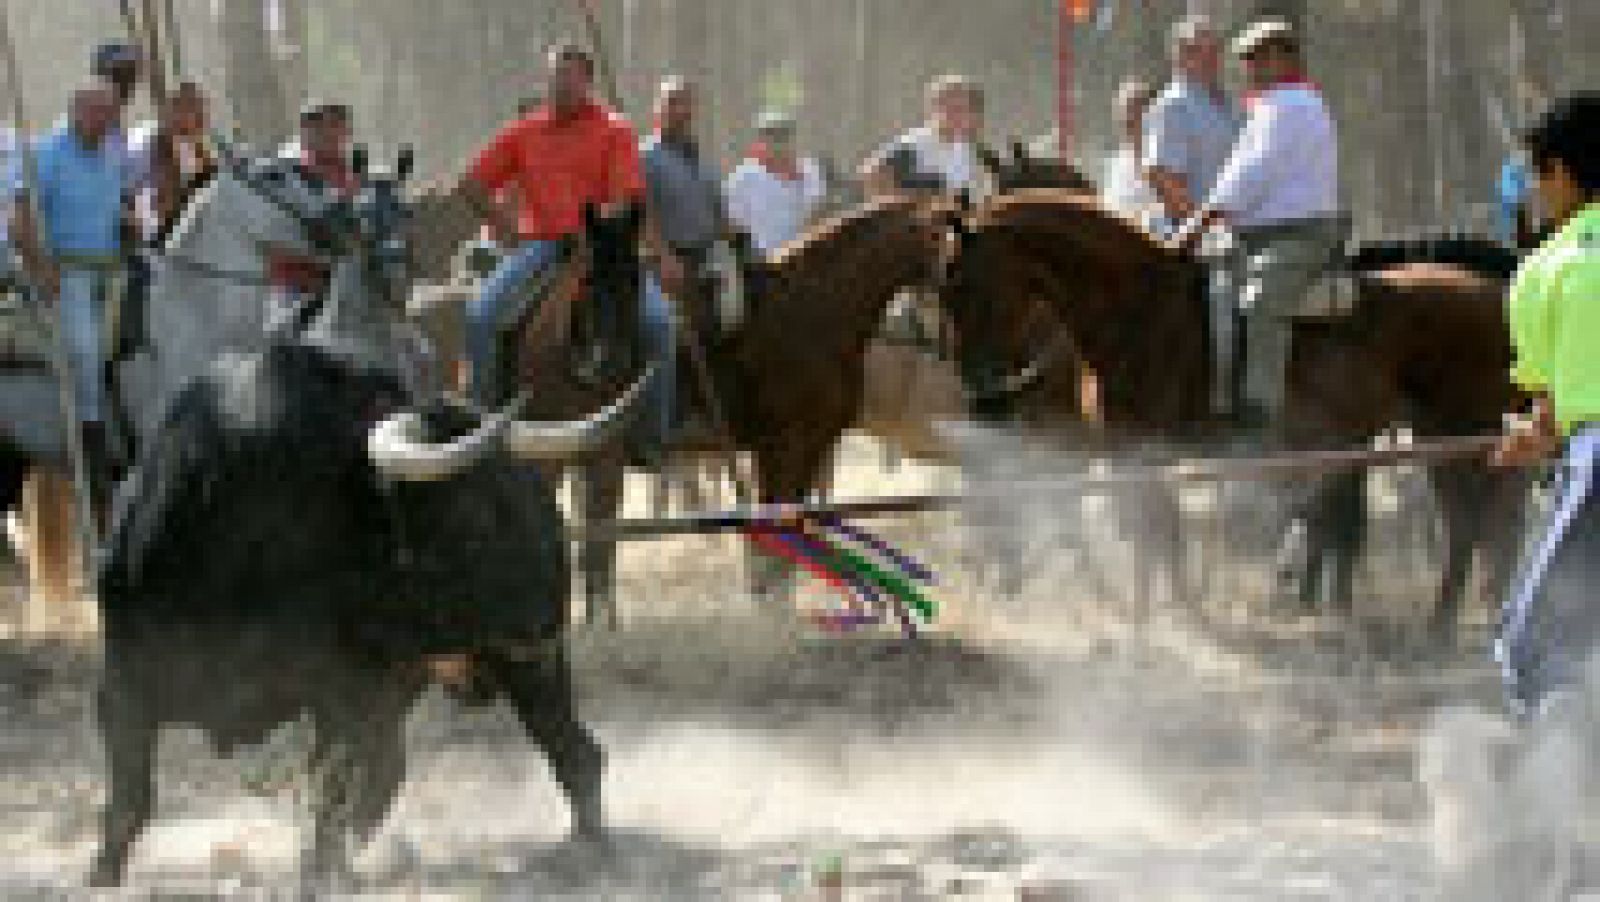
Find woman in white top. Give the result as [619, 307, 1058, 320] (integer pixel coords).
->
[725, 112, 827, 259]
[1101, 78, 1161, 231]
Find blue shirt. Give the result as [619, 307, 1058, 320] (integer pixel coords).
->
[1143, 78, 1242, 220]
[23, 125, 130, 255]
[1497, 156, 1532, 245]
[641, 136, 723, 249]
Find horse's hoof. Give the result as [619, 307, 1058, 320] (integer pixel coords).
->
[86, 858, 125, 889]
[298, 865, 358, 899]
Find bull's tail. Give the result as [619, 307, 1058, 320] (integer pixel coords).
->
[21, 468, 82, 628]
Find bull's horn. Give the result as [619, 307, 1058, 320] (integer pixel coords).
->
[505, 363, 659, 462]
[367, 400, 520, 482]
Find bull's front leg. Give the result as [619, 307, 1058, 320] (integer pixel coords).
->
[88, 680, 157, 887]
[489, 651, 606, 845]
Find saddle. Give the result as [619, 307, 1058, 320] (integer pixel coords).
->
[1294, 268, 1363, 320]
[0, 287, 55, 371]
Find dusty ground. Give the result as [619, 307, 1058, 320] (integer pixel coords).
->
[0, 434, 1537, 899]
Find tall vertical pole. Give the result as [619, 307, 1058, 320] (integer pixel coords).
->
[1058, 0, 1075, 159]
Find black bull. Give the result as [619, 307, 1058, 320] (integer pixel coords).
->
[89, 339, 603, 886]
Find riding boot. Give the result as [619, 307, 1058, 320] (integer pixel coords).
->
[80, 422, 116, 535]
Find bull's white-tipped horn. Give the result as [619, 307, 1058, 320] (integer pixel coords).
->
[505, 363, 659, 462]
[367, 401, 519, 482]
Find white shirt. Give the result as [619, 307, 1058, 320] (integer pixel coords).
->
[1206, 85, 1339, 228]
[1100, 146, 1159, 229]
[725, 157, 826, 258]
[902, 125, 985, 198]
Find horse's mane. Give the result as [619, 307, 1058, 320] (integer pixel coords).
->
[1344, 233, 1521, 282]
[970, 188, 1177, 270]
[771, 195, 922, 270]
[153, 168, 222, 251]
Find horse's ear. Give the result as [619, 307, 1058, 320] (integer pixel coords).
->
[943, 206, 972, 243]
[976, 144, 1003, 177]
[396, 145, 416, 183]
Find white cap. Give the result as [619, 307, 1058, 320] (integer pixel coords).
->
[1231, 19, 1297, 58]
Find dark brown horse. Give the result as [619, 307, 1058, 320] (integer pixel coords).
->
[941, 189, 1524, 628]
[1283, 253, 1526, 629]
[533, 197, 952, 617]
[940, 190, 1208, 608]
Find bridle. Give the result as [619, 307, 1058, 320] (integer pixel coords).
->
[933, 208, 1080, 411]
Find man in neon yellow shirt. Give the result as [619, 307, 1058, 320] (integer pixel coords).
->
[1493, 93, 1600, 715]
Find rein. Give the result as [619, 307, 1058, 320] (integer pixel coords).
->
[160, 253, 281, 289]
[962, 323, 1078, 405]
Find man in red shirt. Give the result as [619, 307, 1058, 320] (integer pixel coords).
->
[459, 43, 675, 429]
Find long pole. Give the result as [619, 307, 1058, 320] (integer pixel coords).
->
[1058, 0, 1075, 159]
[574, 0, 625, 113]
[0, 0, 100, 588]
[578, 434, 1508, 542]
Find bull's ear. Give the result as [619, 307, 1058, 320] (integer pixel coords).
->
[583, 201, 600, 231]
[1010, 139, 1029, 168]
[955, 190, 973, 215]
[622, 201, 645, 233]
[351, 144, 370, 178]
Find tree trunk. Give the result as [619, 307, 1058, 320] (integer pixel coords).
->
[218, 0, 291, 148]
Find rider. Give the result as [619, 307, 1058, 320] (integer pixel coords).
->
[860, 74, 990, 201]
[1492, 92, 1600, 717]
[641, 75, 720, 366]
[1176, 19, 1342, 429]
[1143, 15, 1242, 239]
[457, 43, 670, 452]
[11, 84, 135, 509]
[726, 110, 829, 260]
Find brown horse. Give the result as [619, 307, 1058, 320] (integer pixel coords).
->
[1283, 252, 1526, 629]
[940, 190, 1208, 609]
[498, 197, 953, 619]
[682, 198, 953, 500]
[941, 189, 1524, 628]
[849, 147, 1098, 467]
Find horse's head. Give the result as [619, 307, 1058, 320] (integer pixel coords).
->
[936, 201, 1031, 417]
[343, 144, 418, 306]
[189, 147, 354, 268]
[580, 200, 645, 304]
[940, 190, 1211, 423]
[980, 138, 1096, 195]
[571, 202, 646, 361]
[308, 147, 425, 354]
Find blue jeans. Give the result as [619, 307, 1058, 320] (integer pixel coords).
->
[57, 269, 110, 424]
[467, 240, 564, 405]
[467, 240, 675, 444]
[639, 273, 676, 447]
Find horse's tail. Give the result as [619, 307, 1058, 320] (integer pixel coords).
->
[21, 468, 80, 618]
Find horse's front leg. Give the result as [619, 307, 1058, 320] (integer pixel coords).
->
[88, 676, 157, 887]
